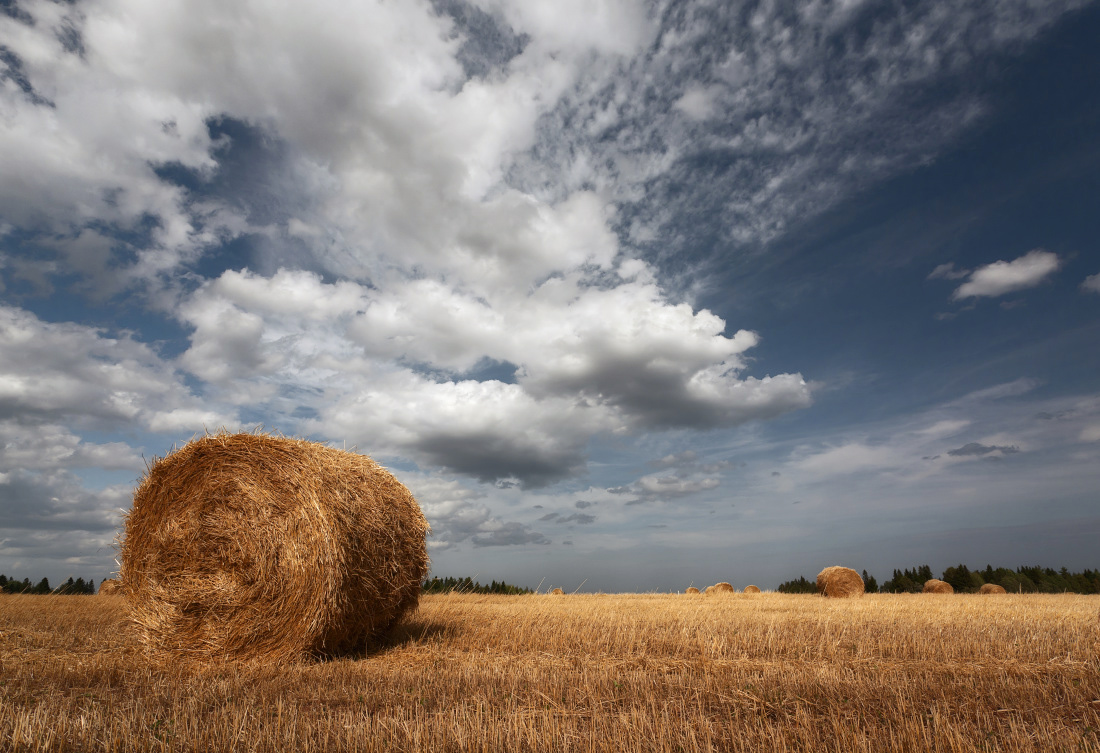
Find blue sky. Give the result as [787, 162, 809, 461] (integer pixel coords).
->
[1, 0, 1098, 592]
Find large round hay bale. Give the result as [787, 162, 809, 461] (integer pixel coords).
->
[711, 582, 735, 594]
[550, 588, 564, 595]
[685, 587, 700, 594]
[120, 432, 430, 661]
[743, 585, 761, 594]
[703, 585, 715, 595]
[98, 578, 122, 596]
[815, 566, 864, 598]
[923, 579, 954, 594]
[979, 583, 1006, 595]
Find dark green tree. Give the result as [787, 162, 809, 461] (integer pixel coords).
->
[942, 564, 974, 593]
[777, 576, 816, 594]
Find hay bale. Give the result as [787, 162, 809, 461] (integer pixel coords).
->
[703, 586, 715, 595]
[979, 583, 1006, 595]
[711, 582, 735, 594]
[923, 579, 954, 594]
[120, 432, 430, 662]
[98, 578, 123, 596]
[685, 587, 700, 594]
[815, 566, 865, 598]
[550, 588, 564, 595]
[743, 585, 761, 594]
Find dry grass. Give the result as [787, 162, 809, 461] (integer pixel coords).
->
[121, 432, 430, 662]
[2, 592, 1097, 752]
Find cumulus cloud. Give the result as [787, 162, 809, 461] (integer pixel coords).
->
[1082, 273, 1100, 294]
[0, 305, 234, 431]
[0, 469, 129, 533]
[175, 267, 809, 486]
[951, 249, 1061, 300]
[404, 473, 549, 550]
[0, 421, 142, 473]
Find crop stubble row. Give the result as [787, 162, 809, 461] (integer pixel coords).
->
[1, 592, 1097, 752]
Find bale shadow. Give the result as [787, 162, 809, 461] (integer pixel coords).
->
[341, 616, 461, 661]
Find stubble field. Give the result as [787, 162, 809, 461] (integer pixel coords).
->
[1, 591, 1098, 752]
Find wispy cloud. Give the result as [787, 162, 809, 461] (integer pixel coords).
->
[951, 249, 1061, 300]
[928, 262, 971, 280]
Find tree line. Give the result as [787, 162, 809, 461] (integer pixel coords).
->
[0, 574, 98, 595]
[422, 576, 533, 595]
[778, 564, 1100, 594]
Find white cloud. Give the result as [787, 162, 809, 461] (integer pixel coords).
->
[0, 305, 235, 432]
[175, 267, 810, 485]
[952, 249, 1061, 300]
[954, 378, 1042, 403]
[505, 0, 1090, 261]
[915, 419, 971, 438]
[928, 262, 970, 280]
[473, 0, 656, 57]
[0, 421, 142, 473]
[1082, 273, 1100, 294]
[674, 85, 721, 121]
[790, 443, 901, 477]
[403, 473, 549, 550]
[2, 0, 1086, 300]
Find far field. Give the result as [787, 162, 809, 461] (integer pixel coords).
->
[1, 592, 1098, 752]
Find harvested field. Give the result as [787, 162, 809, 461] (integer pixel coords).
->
[1, 592, 1097, 752]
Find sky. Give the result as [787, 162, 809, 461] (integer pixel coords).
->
[1, 0, 1098, 593]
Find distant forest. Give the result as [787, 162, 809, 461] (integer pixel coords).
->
[5, 567, 1098, 596]
[0, 574, 97, 595]
[422, 576, 533, 595]
[778, 565, 1100, 594]
[0, 573, 534, 596]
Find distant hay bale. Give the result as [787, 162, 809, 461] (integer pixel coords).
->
[711, 582, 735, 594]
[550, 588, 565, 595]
[120, 432, 430, 662]
[923, 579, 954, 594]
[685, 587, 700, 594]
[979, 583, 1006, 595]
[743, 585, 761, 594]
[98, 578, 122, 596]
[815, 566, 865, 598]
[703, 586, 715, 595]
